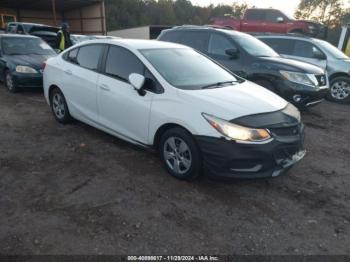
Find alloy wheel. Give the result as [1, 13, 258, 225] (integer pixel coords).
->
[52, 93, 66, 119]
[163, 136, 192, 175]
[331, 80, 350, 100]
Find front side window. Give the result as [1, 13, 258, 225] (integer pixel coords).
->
[265, 10, 283, 22]
[76, 45, 104, 70]
[231, 34, 279, 57]
[140, 48, 238, 90]
[208, 33, 234, 56]
[1, 37, 56, 55]
[105, 46, 144, 82]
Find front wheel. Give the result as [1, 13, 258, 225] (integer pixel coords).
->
[159, 127, 202, 180]
[328, 77, 350, 103]
[5, 70, 19, 93]
[49, 88, 72, 124]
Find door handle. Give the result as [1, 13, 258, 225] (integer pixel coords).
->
[99, 84, 110, 91]
[64, 69, 72, 75]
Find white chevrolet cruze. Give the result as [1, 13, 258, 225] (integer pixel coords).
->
[43, 39, 306, 180]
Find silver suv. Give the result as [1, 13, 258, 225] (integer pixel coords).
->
[257, 34, 350, 103]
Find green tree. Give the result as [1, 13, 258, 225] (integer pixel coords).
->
[295, 0, 347, 28]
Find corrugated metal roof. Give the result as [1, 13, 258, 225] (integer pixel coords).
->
[0, 0, 103, 11]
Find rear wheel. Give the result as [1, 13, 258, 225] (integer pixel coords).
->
[159, 127, 202, 180]
[49, 88, 72, 124]
[4, 70, 19, 93]
[328, 77, 350, 103]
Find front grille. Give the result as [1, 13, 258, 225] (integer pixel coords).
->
[274, 146, 300, 161]
[315, 74, 327, 86]
[270, 125, 300, 137]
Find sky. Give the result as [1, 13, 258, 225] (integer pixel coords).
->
[191, 0, 350, 18]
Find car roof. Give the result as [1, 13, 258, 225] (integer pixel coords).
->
[0, 34, 40, 39]
[165, 26, 249, 37]
[255, 33, 317, 42]
[75, 39, 188, 50]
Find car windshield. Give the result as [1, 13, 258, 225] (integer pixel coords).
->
[140, 48, 238, 90]
[314, 39, 349, 59]
[2, 37, 56, 55]
[232, 34, 279, 57]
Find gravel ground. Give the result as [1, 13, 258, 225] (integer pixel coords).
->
[0, 86, 349, 255]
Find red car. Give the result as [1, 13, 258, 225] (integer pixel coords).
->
[212, 8, 327, 39]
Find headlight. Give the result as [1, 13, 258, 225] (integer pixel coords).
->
[202, 113, 272, 143]
[16, 66, 38, 74]
[280, 70, 318, 87]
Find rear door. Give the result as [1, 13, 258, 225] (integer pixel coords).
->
[61, 44, 105, 124]
[97, 45, 155, 144]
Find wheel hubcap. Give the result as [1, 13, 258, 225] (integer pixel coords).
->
[52, 93, 65, 119]
[6, 74, 13, 90]
[331, 81, 350, 100]
[163, 137, 192, 175]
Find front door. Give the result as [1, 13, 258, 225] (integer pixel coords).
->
[97, 45, 153, 144]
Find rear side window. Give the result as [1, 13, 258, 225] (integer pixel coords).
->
[293, 40, 324, 58]
[261, 38, 295, 55]
[208, 33, 234, 56]
[76, 45, 104, 70]
[245, 10, 265, 21]
[105, 46, 144, 82]
[159, 31, 181, 42]
[177, 31, 209, 53]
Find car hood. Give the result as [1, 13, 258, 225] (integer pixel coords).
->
[178, 81, 288, 121]
[258, 56, 325, 74]
[4, 54, 54, 70]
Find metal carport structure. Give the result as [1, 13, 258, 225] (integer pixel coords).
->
[0, 0, 106, 35]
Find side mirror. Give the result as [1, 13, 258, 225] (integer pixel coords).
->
[276, 17, 284, 23]
[313, 50, 326, 60]
[129, 73, 146, 96]
[225, 48, 239, 58]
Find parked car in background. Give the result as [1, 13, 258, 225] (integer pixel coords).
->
[0, 34, 57, 93]
[212, 9, 327, 39]
[43, 39, 305, 180]
[258, 34, 350, 103]
[158, 26, 329, 109]
[6, 22, 59, 48]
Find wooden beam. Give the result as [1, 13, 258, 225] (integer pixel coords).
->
[51, 0, 57, 26]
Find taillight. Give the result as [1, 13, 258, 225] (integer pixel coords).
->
[41, 62, 47, 71]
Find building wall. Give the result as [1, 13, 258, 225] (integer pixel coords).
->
[108, 26, 150, 39]
[0, 2, 105, 35]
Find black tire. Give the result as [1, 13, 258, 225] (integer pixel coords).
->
[4, 70, 19, 93]
[159, 127, 202, 181]
[254, 79, 277, 93]
[49, 88, 72, 124]
[327, 76, 350, 104]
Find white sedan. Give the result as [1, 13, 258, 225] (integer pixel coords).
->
[43, 39, 305, 180]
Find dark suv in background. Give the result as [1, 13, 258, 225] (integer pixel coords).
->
[158, 26, 329, 109]
[257, 34, 350, 103]
[6, 22, 59, 49]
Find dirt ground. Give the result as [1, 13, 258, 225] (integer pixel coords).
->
[0, 85, 349, 255]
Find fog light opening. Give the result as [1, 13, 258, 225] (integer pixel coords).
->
[293, 94, 302, 103]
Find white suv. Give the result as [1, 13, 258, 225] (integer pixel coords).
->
[43, 39, 305, 180]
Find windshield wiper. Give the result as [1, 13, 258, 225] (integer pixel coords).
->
[201, 81, 237, 89]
